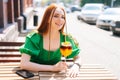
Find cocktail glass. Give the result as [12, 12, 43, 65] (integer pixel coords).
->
[60, 41, 72, 63]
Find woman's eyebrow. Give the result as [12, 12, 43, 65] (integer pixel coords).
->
[54, 13, 64, 16]
[54, 13, 59, 15]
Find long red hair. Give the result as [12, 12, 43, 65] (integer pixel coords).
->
[37, 3, 66, 34]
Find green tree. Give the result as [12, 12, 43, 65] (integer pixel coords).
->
[80, 0, 111, 7]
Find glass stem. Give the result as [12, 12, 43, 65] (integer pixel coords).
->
[64, 57, 66, 63]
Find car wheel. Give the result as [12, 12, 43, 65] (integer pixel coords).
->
[111, 27, 118, 35]
[77, 16, 81, 20]
[113, 31, 119, 35]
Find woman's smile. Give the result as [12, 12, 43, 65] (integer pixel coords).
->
[55, 23, 63, 27]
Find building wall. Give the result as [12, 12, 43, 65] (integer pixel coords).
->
[0, 0, 33, 42]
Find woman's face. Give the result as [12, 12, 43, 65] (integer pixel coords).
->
[51, 8, 65, 31]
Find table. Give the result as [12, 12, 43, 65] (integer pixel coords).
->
[0, 63, 118, 80]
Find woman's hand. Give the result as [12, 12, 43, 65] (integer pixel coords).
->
[66, 64, 79, 77]
[53, 61, 68, 72]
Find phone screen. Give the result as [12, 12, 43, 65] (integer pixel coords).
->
[15, 70, 34, 78]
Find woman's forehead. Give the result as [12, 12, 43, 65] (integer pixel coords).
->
[54, 8, 64, 15]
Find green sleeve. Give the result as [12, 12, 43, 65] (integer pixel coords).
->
[19, 32, 41, 56]
[66, 35, 80, 58]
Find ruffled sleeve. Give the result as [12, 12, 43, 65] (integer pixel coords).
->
[65, 34, 80, 58]
[19, 32, 41, 56]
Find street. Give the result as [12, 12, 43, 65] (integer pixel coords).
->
[66, 12, 120, 79]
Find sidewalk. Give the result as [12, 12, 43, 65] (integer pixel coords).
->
[17, 7, 45, 42]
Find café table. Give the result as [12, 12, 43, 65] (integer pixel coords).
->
[0, 62, 118, 80]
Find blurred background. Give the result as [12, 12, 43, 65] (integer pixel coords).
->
[0, 0, 120, 41]
[0, 0, 120, 79]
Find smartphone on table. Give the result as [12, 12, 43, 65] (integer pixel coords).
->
[15, 70, 34, 78]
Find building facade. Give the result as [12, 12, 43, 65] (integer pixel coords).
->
[0, 0, 33, 41]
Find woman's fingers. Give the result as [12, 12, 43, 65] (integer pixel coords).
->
[54, 61, 68, 71]
[66, 64, 79, 77]
[66, 69, 79, 77]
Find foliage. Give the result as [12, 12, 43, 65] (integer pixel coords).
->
[80, 0, 120, 7]
[41, 0, 120, 7]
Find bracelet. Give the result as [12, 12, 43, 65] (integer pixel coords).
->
[74, 63, 81, 69]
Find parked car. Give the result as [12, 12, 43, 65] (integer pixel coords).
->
[96, 8, 120, 32]
[70, 5, 81, 12]
[80, 3, 105, 24]
[111, 21, 120, 35]
[109, 8, 120, 35]
[65, 7, 71, 13]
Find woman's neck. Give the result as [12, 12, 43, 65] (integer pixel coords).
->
[44, 30, 60, 39]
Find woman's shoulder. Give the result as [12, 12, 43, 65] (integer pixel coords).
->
[27, 30, 42, 38]
[25, 30, 42, 43]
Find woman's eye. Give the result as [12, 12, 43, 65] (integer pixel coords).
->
[53, 15, 65, 19]
[54, 15, 59, 18]
[62, 16, 65, 19]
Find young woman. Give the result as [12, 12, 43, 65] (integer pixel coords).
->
[20, 3, 81, 77]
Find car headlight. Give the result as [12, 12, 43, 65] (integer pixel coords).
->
[110, 20, 116, 27]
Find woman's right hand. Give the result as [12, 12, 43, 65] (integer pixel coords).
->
[53, 61, 68, 72]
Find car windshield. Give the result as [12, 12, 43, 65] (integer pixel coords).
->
[103, 9, 120, 15]
[83, 6, 100, 10]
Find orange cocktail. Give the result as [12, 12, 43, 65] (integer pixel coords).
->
[60, 41, 72, 58]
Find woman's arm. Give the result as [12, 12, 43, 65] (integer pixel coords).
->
[20, 54, 67, 72]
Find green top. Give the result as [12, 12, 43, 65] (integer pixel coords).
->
[19, 32, 80, 65]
